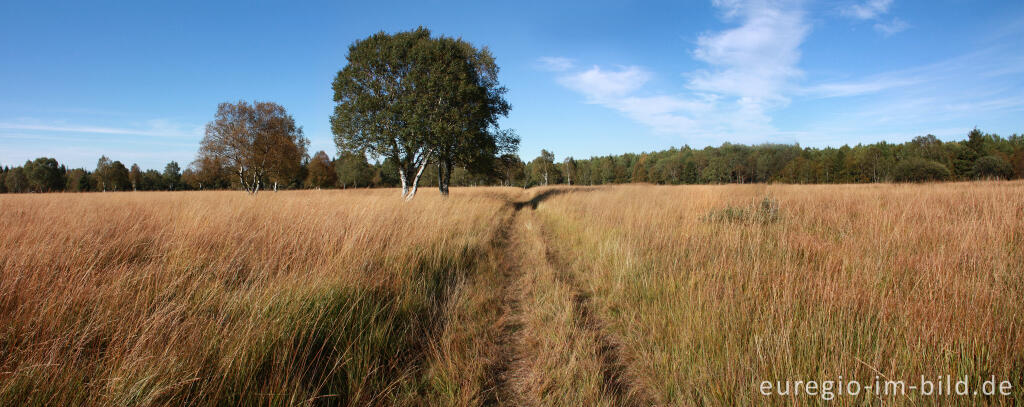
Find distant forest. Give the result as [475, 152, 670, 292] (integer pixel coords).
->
[1, 128, 1021, 193]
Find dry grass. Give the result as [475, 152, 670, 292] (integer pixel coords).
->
[534, 181, 1024, 405]
[0, 188, 518, 405]
[2, 182, 1023, 405]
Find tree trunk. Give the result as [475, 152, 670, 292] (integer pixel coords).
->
[438, 159, 451, 197]
[239, 168, 245, 192]
[400, 169, 409, 198]
[249, 171, 261, 194]
[405, 160, 429, 202]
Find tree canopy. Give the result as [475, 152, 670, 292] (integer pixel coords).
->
[331, 27, 516, 200]
[305, 151, 337, 189]
[198, 101, 309, 194]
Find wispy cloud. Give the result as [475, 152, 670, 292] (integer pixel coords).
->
[842, 0, 893, 20]
[0, 120, 202, 139]
[537, 56, 575, 72]
[793, 45, 1024, 145]
[841, 0, 909, 35]
[558, 66, 651, 100]
[547, 1, 1021, 147]
[873, 18, 909, 36]
[550, 0, 808, 142]
[807, 45, 1024, 100]
[0, 132, 197, 148]
[690, 0, 808, 105]
[801, 73, 921, 98]
[0, 118, 203, 169]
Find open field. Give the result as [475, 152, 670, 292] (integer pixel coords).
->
[2, 182, 1023, 405]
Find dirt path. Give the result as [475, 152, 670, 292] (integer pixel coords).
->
[480, 204, 527, 406]
[480, 190, 652, 406]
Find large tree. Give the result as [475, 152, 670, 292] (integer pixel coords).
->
[198, 101, 309, 194]
[331, 29, 433, 200]
[331, 27, 516, 200]
[416, 35, 516, 196]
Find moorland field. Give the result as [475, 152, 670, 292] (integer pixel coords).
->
[1, 182, 1023, 405]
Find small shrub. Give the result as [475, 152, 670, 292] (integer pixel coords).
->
[756, 196, 780, 223]
[705, 196, 780, 224]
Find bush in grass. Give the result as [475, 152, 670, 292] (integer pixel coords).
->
[705, 196, 780, 224]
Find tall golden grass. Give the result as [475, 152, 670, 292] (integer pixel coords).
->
[2, 182, 1022, 405]
[534, 181, 1024, 405]
[0, 188, 518, 405]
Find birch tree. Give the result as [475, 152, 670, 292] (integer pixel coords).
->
[198, 101, 308, 194]
[331, 28, 434, 201]
[331, 28, 516, 200]
[534, 150, 555, 185]
[563, 157, 576, 185]
[418, 36, 516, 197]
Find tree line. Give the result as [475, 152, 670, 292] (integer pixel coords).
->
[3, 127, 1019, 194]
[0, 156, 186, 193]
[4, 127, 1019, 193]
[514, 129, 1023, 187]
[0, 149, 412, 193]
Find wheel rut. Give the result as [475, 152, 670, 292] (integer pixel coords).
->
[481, 189, 652, 406]
[538, 218, 655, 407]
[480, 200, 529, 406]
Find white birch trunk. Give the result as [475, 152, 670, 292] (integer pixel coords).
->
[405, 160, 429, 202]
[399, 170, 409, 198]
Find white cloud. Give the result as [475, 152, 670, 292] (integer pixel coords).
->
[806, 45, 1024, 99]
[842, 0, 893, 20]
[548, 1, 1020, 147]
[0, 119, 204, 169]
[537, 56, 575, 72]
[691, 0, 807, 103]
[802, 76, 920, 98]
[793, 45, 1024, 146]
[557, 66, 652, 101]
[874, 18, 910, 36]
[842, 0, 908, 36]
[552, 0, 807, 142]
[0, 120, 201, 139]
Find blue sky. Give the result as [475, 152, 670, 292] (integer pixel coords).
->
[1, 0, 1022, 171]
